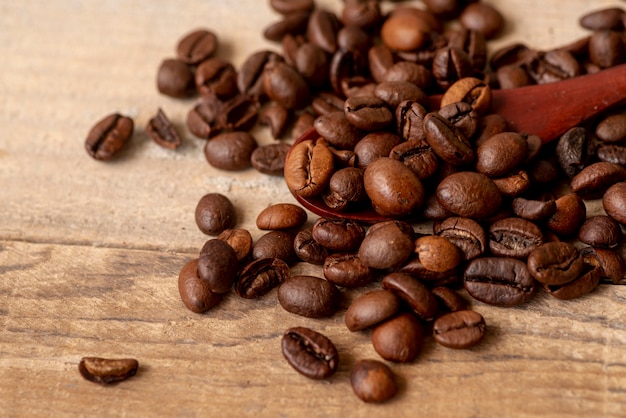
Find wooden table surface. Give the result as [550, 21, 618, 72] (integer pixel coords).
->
[2, 1, 626, 416]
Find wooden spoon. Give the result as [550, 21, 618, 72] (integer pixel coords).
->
[288, 64, 626, 223]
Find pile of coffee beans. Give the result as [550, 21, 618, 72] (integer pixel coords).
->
[82, 0, 626, 403]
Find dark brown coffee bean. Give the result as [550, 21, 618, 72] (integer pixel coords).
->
[146, 108, 181, 150]
[312, 92, 345, 116]
[580, 7, 625, 30]
[329, 49, 369, 97]
[237, 50, 282, 99]
[546, 193, 586, 237]
[218, 94, 260, 133]
[312, 218, 365, 252]
[195, 58, 238, 100]
[78, 357, 139, 385]
[235, 257, 290, 299]
[345, 290, 401, 332]
[278, 275, 341, 318]
[217, 228, 253, 262]
[284, 139, 334, 198]
[597, 143, 626, 165]
[293, 111, 316, 140]
[252, 230, 297, 265]
[414, 235, 461, 273]
[490, 42, 533, 70]
[323, 252, 375, 288]
[579, 216, 622, 248]
[527, 242, 584, 286]
[198, 239, 239, 294]
[493, 171, 529, 198]
[389, 139, 440, 180]
[434, 216, 486, 261]
[344, 96, 393, 131]
[438, 101, 479, 139]
[176, 29, 218, 64]
[364, 157, 425, 217]
[432, 47, 474, 90]
[337, 25, 372, 55]
[368, 44, 395, 83]
[350, 359, 397, 403]
[251, 143, 291, 176]
[463, 257, 536, 306]
[256, 203, 307, 231]
[436, 171, 502, 219]
[525, 50, 581, 84]
[496, 64, 533, 89]
[474, 113, 509, 147]
[396, 100, 428, 143]
[586, 247, 626, 284]
[323, 167, 366, 211]
[307, 9, 341, 53]
[380, 12, 428, 52]
[314, 111, 363, 150]
[204, 131, 258, 171]
[448, 28, 487, 72]
[282, 327, 338, 380]
[603, 182, 626, 224]
[263, 61, 311, 110]
[374, 81, 427, 110]
[295, 43, 330, 88]
[195, 193, 236, 236]
[294, 229, 328, 265]
[372, 313, 424, 363]
[431, 286, 467, 313]
[476, 132, 528, 178]
[589, 30, 626, 68]
[382, 272, 438, 321]
[441, 77, 492, 115]
[270, 0, 314, 15]
[358, 221, 414, 270]
[382, 61, 432, 89]
[178, 259, 222, 313]
[488, 217, 543, 259]
[186, 96, 221, 139]
[571, 162, 626, 197]
[459, 2, 504, 39]
[156, 58, 195, 98]
[424, 112, 474, 166]
[544, 264, 601, 300]
[85, 113, 134, 161]
[596, 112, 626, 143]
[555, 127, 594, 178]
[511, 197, 556, 222]
[433, 310, 486, 349]
[342, 0, 381, 29]
[264, 12, 310, 42]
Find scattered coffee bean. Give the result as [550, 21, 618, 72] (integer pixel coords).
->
[433, 310, 486, 349]
[85, 113, 134, 161]
[350, 359, 397, 403]
[278, 275, 340, 318]
[146, 108, 181, 150]
[195, 193, 236, 236]
[282, 327, 339, 380]
[78, 357, 139, 385]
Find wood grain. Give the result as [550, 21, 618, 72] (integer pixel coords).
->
[1, 1, 626, 417]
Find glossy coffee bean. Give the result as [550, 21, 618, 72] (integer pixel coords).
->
[603, 182, 626, 225]
[433, 216, 486, 261]
[580, 7, 625, 30]
[323, 167, 366, 211]
[570, 162, 626, 197]
[178, 259, 222, 313]
[217, 228, 253, 262]
[527, 242, 584, 286]
[374, 81, 427, 110]
[441, 77, 492, 115]
[546, 193, 586, 237]
[264, 13, 310, 42]
[544, 265, 601, 300]
[511, 197, 556, 222]
[345, 290, 401, 332]
[186, 96, 221, 139]
[459, 2, 504, 39]
[277, 275, 341, 318]
[251, 143, 291, 176]
[382, 272, 438, 321]
[589, 30, 626, 68]
[350, 360, 397, 403]
[464, 257, 536, 306]
[252, 231, 297, 265]
[380, 12, 428, 52]
[364, 158, 424, 217]
[432, 46, 474, 90]
[294, 229, 328, 265]
[595, 112, 626, 143]
[433, 310, 486, 349]
[312, 218, 365, 252]
[156, 58, 195, 98]
[432, 286, 467, 313]
[235, 258, 290, 299]
[476, 132, 528, 178]
[198, 239, 238, 294]
[284, 139, 334, 198]
[176, 28, 218, 64]
[218, 94, 260, 133]
[307, 9, 341, 54]
[263, 61, 311, 110]
[195, 58, 238, 99]
[424, 112, 474, 166]
[414, 235, 461, 273]
[358, 221, 414, 270]
[85, 113, 134, 161]
[555, 127, 593, 178]
[488, 217, 543, 259]
[204, 131, 258, 171]
[270, 0, 315, 15]
[586, 247, 626, 284]
[344, 95, 393, 131]
[146, 108, 180, 150]
[195, 193, 236, 236]
[371, 313, 424, 363]
[256, 203, 307, 231]
[438, 101, 479, 139]
[323, 253, 375, 288]
[78, 357, 139, 385]
[282, 327, 338, 380]
[237, 50, 282, 99]
[578, 215, 623, 248]
[436, 171, 502, 219]
[314, 111, 363, 150]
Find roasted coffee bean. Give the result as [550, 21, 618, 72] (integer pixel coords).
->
[294, 228, 329, 265]
[186, 96, 221, 139]
[441, 77, 492, 115]
[556, 127, 594, 178]
[323, 167, 366, 211]
[342, 0, 381, 29]
[146, 108, 181, 150]
[85, 113, 134, 161]
[217, 228, 253, 262]
[365, 158, 425, 217]
[256, 203, 307, 231]
[595, 112, 626, 143]
[372, 313, 424, 363]
[278, 275, 341, 318]
[528, 156, 561, 184]
[350, 359, 397, 403]
[235, 257, 290, 299]
[284, 139, 334, 198]
[156, 58, 195, 98]
[323, 253, 375, 288]
[252, 230, 297, 265]
[433, 310, 486, 349]
[546, 193, 586, 237]
[358, 221, 414, 270]
[396, 100, 428, 143]
[78, 357, 139, 385]
[511, 197, 556, 222]
[329, 49, 369, 97]
[198, 239, 239, 294]
[368, 44, 395, 83]
[459, 2, 504, 39]
[176, 29, 218, 64]
[251, 143, 291, 176]
[434, 216, 486, 261]
[436, 171, 502, 219]
[586, 247, 626, 284]
[195, 58, 238, 99]
[237, 50, 282, 99]
[195, 193, 236, 236]
[282, 327, 339, 380]
[263, 61, 311, 110]
[337, 24, 372, 54]
[580, 7, 625, 30]
[218, 94, 260, 133]
[295, 42, 330, 88]
[476, 132, 528, 178]
[463, 257, 536, 306]
[424, 112, 474, 166]
[496, 65, 533, 89]
[380, 11, 428, 52]
[312, 218, 365, 252]
[270, 0, 314, 15]
[293, 111, 316, 140]
[382, 272, 438, 321]
[431, 286, 467, 313]
[493, 169, 530, 197]
[448, 28, 487, 72]
[544, 264, 601, 300]
[312, 92, 345, 116]
[474, 114, 508, 147]
[264, 12, 310, 42]
[570, 162, 626, 197]
[204, 131, 257, 171]
[374, 81, 427, 110]
[524, 50, 581, 84]
[398, 256, 460, 287]
[589, 30, 626, 68]
[578, 215, 622, 248]
[345, 290, 401, 332]
[438, 101, 479, 139]
[432, 46, 474, 90]
[596, 143, 626, 165]
[389, 139, 440, 180]
[603, 182, 626, 224]
[488, 217, 544, 259]
[414, 235, 461, 273]
[344, 96, 393, 131]
[178, 258, 222, 313]
[382, 61, 432, 89]
[307, 9, 341, 54]
[527, 242, 583, 285]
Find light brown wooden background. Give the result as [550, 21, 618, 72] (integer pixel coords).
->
[1, 1, 625, 417]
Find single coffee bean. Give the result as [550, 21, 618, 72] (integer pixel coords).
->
[146, 108, 181, 150]
[251, 143, 291, 176]
[217, 228, 253, 262]
[198, 239, 238, 294]
[525, 50, 581, 84]
[578, 215, 622, 248]
[431, 286, 467, 313]
[323, 252, 375, 288]
[433, 216, 486, 261]
[264, 12, 310, 42]
[382, 61, 432, 89]
[597, 143, 626, 166]
[414, 235, 461, 273]
[380, 12, 428, 52]
[85, 113, 134, 161]
[195, 193, 236, 236]
[492, 169, 530, 198]
[432, 46, 473, 90]
[345, 290, 401, 332]
[218, 94, 260, 133]
[588, 30, 626, 68]
[595, 112, 626, 143]
[368, 44, 395, 83]
[433, 310, 486, 349]
[307, 9, 341, 53]
[441, 77, 492, 115]
[436, 171, 502, 219]
[546, 193, 586, 237]
[344, 95, 393, 131]
[312, 218, 365, 252]
[570, 162, 626, 197]
[374, 81, 427, 110]
[555, 127, 594, 178]
[398, 256, 459, 285]
[438, 101, 479, 139]
[580, 7, 625, 30]
[488, 217, 544, 259]
[603, 182, 626, 224]
[585, 247, 626, 284]
[204, 131, 258, 171]
[314, 111, 363, 150]
[277, 275, 341, 318]
[463, 257, 536, 306]
[489, 42, 532, 70]
[284, 139, 334, 198]
[176, 28, 218, 64]
[235, 257, 290, 299]
[195, 57, 238, 99]
[186, 96, 221, 139]
[237, 50, 283, 99]
[424, 112, 474, 166]
[294, 228, 328, 265]
[527, 242, 584, 285]
[350, 359, 397, 403]
[178, 258, 222, 313]
[459, 2, 504, 39]
[358, 221, 414, 270]
[476, 132, 528, 178]
[371, 313, 424, 363]
[295, 42, 330, 88]
[382, 272, 438, 321]
[396, 100, 428, 143]
[282, 327, 339, 380]
[342, 0, 381, 30]
[544, 264, 601, 300]
[252, 230, 297, 265]
[323, 167, 366, 211]
[329, 49, 369, 97]
[511, 197, 556, 222]
[256, 203, 307, 230]
[474, 113, 509, 147]
[156, 58, 195, 98]
[389, 139, 440, 180]
[448, 28, 488, 72]
[263, 61, 311, 110]
[270, 0, 315, 15]
[78, 357, 139, 385]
